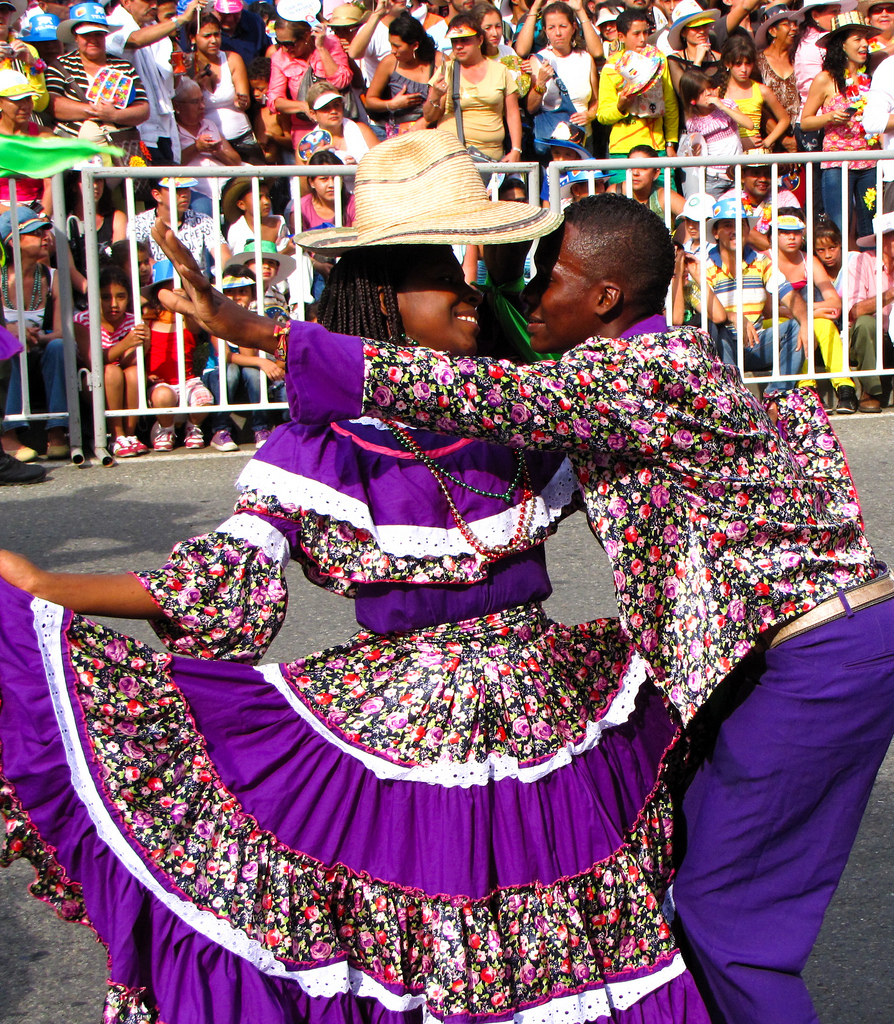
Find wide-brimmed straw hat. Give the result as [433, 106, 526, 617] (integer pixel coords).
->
[225, 240, 296, 287]
[754, 3, 803, 49]
[857, 210, 894, 247]
[817, 9, 875, 45]
[221, 175, 268, 223]
[294, 133, 562, 253]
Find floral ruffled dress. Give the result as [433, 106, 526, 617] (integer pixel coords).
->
[0, 417, 708, 1024]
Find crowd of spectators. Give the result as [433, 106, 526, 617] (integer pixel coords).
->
[1, 0, 894, 479]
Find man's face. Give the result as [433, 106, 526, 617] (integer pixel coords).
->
[742, 166, 770, 200]
[217, 10, 239, 33]
[449, 0, 475, 15]
[619, 18, 650, 51]
[124, 0, 159, 27]
[712, 219, 739, 248]
[521, 224, 601, 353]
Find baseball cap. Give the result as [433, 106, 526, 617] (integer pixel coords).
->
[0, 69, 39, 99]
[0, 207, 50, 244]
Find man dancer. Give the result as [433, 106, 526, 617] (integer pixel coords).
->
[155, 194, 894, 1024]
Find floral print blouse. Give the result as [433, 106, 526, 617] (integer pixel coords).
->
[285, 318, 879, 723]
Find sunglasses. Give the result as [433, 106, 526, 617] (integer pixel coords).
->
[872, 4, 894, 11]
[276, 37, 300, 47]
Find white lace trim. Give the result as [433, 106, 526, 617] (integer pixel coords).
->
[258, 653, 648, 788]
[214, 515, 291, 567]
[235, 458, 578, 559]
[33, 602, 684, 1018]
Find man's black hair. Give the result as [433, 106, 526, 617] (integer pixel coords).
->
[616, 7, 649, 35]
[562, 193, 675, 316]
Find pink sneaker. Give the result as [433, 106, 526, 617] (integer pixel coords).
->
[112, 436, 139, 459]
[184, 423, 206, 449]
[150, 423, 175, 452]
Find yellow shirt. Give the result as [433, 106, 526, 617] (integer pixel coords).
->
[596, 49, 678, 154]
[439, 59, 518, 160]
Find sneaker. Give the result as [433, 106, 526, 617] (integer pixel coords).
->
[211, 428, 239, 452]
[254, 429, 271, 449]
[131, 437, 149, 455]
[112, 436, 139, 458]
[0, 450, 45, 485]
[150, 422, 175, 452]
[184, 423, 206, 449]
[835, 384, 858, 414]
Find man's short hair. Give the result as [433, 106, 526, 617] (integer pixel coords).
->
[616, 7, 649, 35]
[563, 193, 675, 317]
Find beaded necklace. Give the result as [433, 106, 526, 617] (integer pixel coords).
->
[386, 421, 536, 562]
[1, 262, 43, 312]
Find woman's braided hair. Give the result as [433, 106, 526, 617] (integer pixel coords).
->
[317, 245, 429, 340]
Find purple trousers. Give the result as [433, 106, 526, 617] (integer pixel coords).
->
[674, 594, 894, 1024]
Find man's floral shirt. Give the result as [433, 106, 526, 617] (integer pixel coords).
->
[288, 321, 878, 723]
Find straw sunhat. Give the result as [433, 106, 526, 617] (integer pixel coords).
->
[294, 132, 562, 253]
[817, 9, 875, 45]
[666, 0, 719, 52]
[754, 3, 803, 49]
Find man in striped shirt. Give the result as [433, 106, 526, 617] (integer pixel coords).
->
[705, 202, 808, 393]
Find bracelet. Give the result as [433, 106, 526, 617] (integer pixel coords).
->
[274, 318, 290, 362]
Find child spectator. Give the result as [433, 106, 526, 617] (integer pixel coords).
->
[679, 69, 754, 198]
[717, 33, 790, 151]
[141, 260, 212, 451]
[675, 190, 714, 254]
[106, 239, 154, 290]
[596, 7, 679, 180]
[246, 55, 293, 163]
[225, 240, 297, 309]
[771, 207, 857, 413]
[74, 265, 149, 457]
[222, 175, 294, 253]
[202, 265, 286, 450]
[617, 143, 685, 220]
[298, 149, 355, 299]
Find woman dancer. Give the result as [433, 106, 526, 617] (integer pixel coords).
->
[0, 133, 707, 1024]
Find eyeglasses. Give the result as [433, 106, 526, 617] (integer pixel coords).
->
[276, 37, 300, 47]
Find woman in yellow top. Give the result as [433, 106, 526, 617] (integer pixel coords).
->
[718, 33, 790, 150]
[3, 0, 49, 114]
[422, 14, 522, 161]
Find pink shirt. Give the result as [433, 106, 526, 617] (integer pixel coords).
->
[794, 27, 824, 111]
[267, 37, 351, 139]
[849, 250, 894, 331]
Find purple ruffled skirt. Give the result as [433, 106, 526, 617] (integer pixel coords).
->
[0, 578, 709, 1024]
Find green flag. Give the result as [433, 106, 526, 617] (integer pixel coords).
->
[0, 134, 123, 178]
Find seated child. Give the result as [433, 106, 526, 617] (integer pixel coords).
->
[222, 177, 295, 256]
[141, 261, 212, 452]
[224, 240, 297, 313]
[74, 266, 149, 459]
[202, 266, 287, 451]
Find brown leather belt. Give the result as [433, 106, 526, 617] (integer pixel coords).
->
[768, 574, 894, 649]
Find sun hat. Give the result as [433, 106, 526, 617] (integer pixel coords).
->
[214, 0, 242, 13]
[534, 120, 592, 159]
[801, 0, 857, 12]
[675, 190, 714, 224]
[595, 7, 619, 28]
[0, 69, 38, 99]
[856, 210, 894, 247]
[754, 4, 804, 48]
[860, 0, 894, 14]
[560, 168, 610, 202]
[446, 23, 480, 38]
[157, 175, 199, 190]
[221, 270, 257, 290]
[310, 88, 343, 110]
[776, 213, 806, 232]
[666, 0, 719, 51]
[276, 0, 319, 23]
[326, 3, 366, 25]
[226, 239, 296, 287]
[817, 9, 874, 44]
[141, 259, 177, 303]
[221, 176, 272, 223]
[57, 0, 110, 43]
[0, 0, 27, 18]
[707, 193, 757, 230]
[294, 131, 562, 253]
[18, 11, 60, 41]
[0, 207, 50, 245]
[615, 48, 663, 95]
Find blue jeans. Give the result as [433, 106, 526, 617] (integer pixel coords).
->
[711, 318, 802, 394]
[4, 338, 68, 431]
[202, 363, 286, 432]
[821, 164, 875, 246]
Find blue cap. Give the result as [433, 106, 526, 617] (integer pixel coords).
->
[0, 207, 50, 245]
[19, 12, 60, 41]
[708, 194, 757, 229]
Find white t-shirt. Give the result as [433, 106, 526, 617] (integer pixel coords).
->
[361, 21, 393, 86]
[105, 5, 179, 155]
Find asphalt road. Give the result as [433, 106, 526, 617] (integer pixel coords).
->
[2, 416, 894, 1022]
